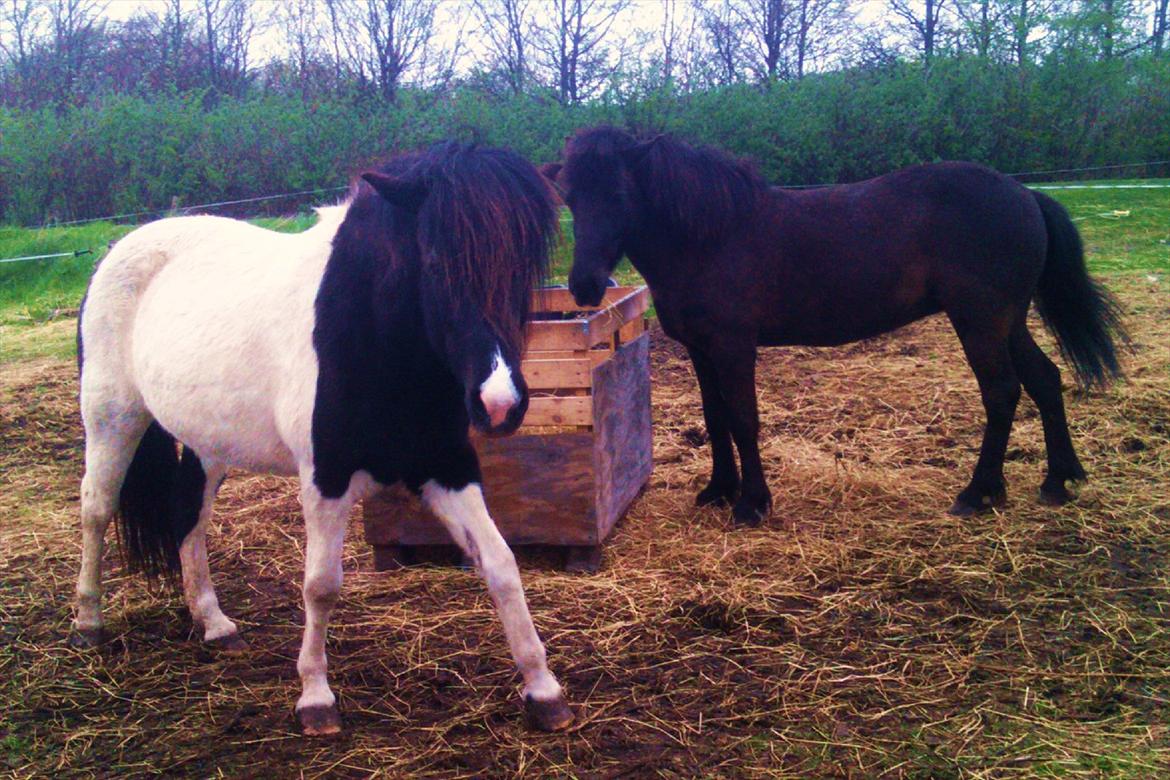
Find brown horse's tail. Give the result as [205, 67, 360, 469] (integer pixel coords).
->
[1031, 190, 1127, 388]
[116, 422, 206, 579]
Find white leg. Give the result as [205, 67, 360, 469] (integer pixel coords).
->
[293, 471, 373, 735]
[72, 420, 149, 646]
[422, 481, 574, 731]
[179, 464, 244, 649]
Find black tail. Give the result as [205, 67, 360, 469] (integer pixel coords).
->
[1031, 190, 1128, 388]
[117, 422, 206, 579]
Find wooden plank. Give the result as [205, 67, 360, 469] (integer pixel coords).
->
[523, 348, 612, 367]
[362, 433, 597, 546]
[618, 318, 644, 345]
[526, 319, 591, 351]
[581, 287, 651, 347]
[534, 286, 647, 314]
[521, 358, 592, 390]
[590, 332, 653, 541]
[523, 396, 592, 427]
[529, 286, 649, 350]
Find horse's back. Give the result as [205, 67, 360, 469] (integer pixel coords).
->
[747, 162, 1046, 345]
[776, 162, 1044, 276]
[82, 214, 333, 474]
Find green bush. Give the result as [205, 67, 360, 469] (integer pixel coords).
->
[2, 55, 1168, 225]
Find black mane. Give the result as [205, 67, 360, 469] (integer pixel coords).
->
[311, 142, 558, 498]
[355, 142, 557, 348]
[565, 126, 767, 245]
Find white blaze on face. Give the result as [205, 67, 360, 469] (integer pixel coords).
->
[479, 348, 520, 427]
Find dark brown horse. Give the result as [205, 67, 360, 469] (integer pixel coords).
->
[554, 126, 1125, 525]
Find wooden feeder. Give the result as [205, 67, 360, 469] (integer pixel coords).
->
[362, 286, 653, 573]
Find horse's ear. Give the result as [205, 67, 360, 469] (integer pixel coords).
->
[540, 162, 563, 183]
[362, 171, 428, 212]
[620, 136, 661, 167]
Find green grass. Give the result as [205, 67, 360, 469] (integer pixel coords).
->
[1036, 178, 1170, 273]
[0, 213, 320, 329]
[1, 180, 1165, 364]
[0, 221, 134, 325]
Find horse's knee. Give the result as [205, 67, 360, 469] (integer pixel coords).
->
[80, 478, 118, 522]
[479, 545, 520, 592]
[304, 576, 340, 609]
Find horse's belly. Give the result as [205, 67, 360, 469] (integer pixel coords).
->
[147, 389, 300, 476]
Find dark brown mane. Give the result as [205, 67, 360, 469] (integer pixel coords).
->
[365, 142, 557, 349]
[565, 126, 767, 245]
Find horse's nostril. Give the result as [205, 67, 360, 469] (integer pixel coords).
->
[482, 395, 515, 427]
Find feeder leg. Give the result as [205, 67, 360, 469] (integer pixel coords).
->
[564, 545, 603, 574]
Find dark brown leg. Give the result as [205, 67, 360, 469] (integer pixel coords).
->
[687, 346, 739, 508]
[1009, 325, 1086, 505]
[709, 347, 771, 526]
[949, 315, 1021, 516]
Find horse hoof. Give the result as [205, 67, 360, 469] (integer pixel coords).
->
[696, 483, 736, 508]
[732, 500, 769, 527]
[948, 491, 1006, 517]
[947, 499, 980, 517]
[1038, 485, 1073, 506]
[69, 627, 105, 648]
[206, 632, 249, 654]
[297, 704, 342, 736]
[524, 694, 574, 732]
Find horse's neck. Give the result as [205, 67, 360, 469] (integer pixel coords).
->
[625, 221, 703, 290]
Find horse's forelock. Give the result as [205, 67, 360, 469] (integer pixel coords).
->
[563, 126, 635, 195]
[415, 145, 556, 351]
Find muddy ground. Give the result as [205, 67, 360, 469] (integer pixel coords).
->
[1, 277, 1167, 778]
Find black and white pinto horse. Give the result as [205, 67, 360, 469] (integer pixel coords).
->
[72, 143, 574, 734]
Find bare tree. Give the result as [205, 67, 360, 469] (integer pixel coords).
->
[737, 0, 792, 81]
[473, 0, 534, 94]
[195, 0, 256, 95]
[698, 0, 744, 86]
[1154, 0, 1169, 56]
[278, 0, 326, 96]
[887, 0, 948, 63]
[158, 0, 193, 88]
[790, 0, 853, 78]
[99, 2, 199, 94]
[534, 0, 629, 105]
[694, 0, 850, 85]
[325, 0, 460, 102]
[659, 0, 682, 85]
[0, 0, 44, 80]
[46, 0, 108, 102]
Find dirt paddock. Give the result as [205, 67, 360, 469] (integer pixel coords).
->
[2, 277, 1167, 778]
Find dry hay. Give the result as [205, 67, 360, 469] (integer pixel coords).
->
[1, 276, 1167, 778]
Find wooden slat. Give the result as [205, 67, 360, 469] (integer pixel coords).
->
[521, 358, 592, 390]
[526, 285, 649, 353]
[618, 318, 644, 345]
[525, 319, 591, 351]
[523, 348, 612, 366]
[522, 396, 592, 427]
[590, 332, 653, 540]
[534, 285, 645, 314]
[363, 434, 598, 546]
[581, 287, 651, 347]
